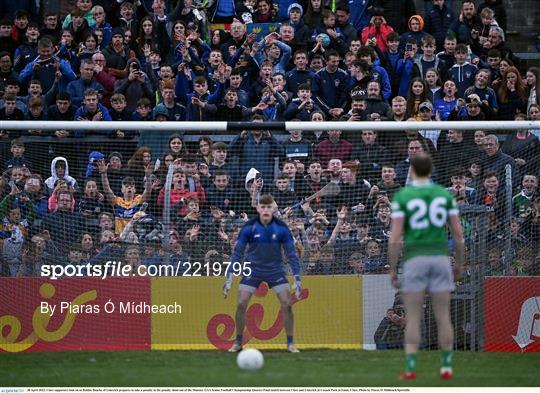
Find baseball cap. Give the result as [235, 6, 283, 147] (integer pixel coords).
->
[419, 101, 433, 111]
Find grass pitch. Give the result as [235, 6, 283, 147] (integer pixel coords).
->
[1, 350, 538, 387]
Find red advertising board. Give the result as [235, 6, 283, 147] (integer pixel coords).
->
[0, 278, 151, 353]
[484, 277, 540, 352]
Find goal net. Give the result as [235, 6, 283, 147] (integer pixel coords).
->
[0, 120, 539, 352]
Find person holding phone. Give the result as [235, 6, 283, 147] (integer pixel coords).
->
[360, 10, 395, 52]
[396, 40, 419, 97]
[113, 58, 153, 113]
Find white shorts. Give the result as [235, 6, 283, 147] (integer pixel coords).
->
[401, 255, 455, 294]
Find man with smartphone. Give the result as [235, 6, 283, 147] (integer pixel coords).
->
[114, 59, 153, 113]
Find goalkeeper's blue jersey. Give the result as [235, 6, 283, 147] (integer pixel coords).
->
[231, 217, 301, 277]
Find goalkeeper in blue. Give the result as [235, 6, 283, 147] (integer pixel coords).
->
[222, 194, 302, 353]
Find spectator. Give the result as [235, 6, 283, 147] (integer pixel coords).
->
[480, 134, 517, 189]
[374, 164, 402, 199]
[525, 67, 540, 110]
[5, 139, 33, 171]
[315, 130, 353, 168]
[374, 297, 406, 349]
[313, 50, 350, 119]
[114, 58, 153, 113]
[19, 37, 76, 93]
[501, 114, 540, 176]
[496, 66, 527, 121]
[338, 161, 371, 210]
[47, 92, 76, 127]
[513, 175, 538, 217]
[399, 15, 428, 53]
[102, 28, 135, 72]
[13, 22, 40, 74]
[44, 156, 78, 195]
[352, 130, 389, 183]
[447, 166, 478, 204]
[62, 0, 96, 30]
[334, 4, 357, 46]
[424, 0, 455, 51]
[286, 50, 317, 96]
[282, 128, 314, 169]
[229, 115, 281, 183]
[91, 5, 112, 48]
[283, 82, 321, 120]
[478, 0, 507, 32]
[361, 11, 394, 52]
[436, 129, 478, 183]
[448, 0, 482, 45]
[0, 19, 17, 56]
[303, 0, 324, 31]
[66, 59, 104, 107]
[448, 43, 478, 98]
[41, 190, 83, 252]
[396, 39, 418, 97]
[74, 88, 112, 136]
[286, 3, 310, 49]
[0, 94, 24, 123]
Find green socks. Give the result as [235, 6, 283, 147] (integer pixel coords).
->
[441, 351, 453, 368]
[405, 354, 417, 373]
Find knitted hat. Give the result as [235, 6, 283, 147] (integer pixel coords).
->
[153, 104, 170, 120]
[108, 151, 123, 161]
[287, 3, 304, 16]
[111, 27, 125, 38]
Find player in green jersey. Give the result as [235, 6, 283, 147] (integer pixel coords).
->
[389, 153, 465, 381]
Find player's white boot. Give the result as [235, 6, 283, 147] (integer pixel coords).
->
[440, 367, 453, 380]
[228, 342, 243, 353]
[287, 344, 300, 353]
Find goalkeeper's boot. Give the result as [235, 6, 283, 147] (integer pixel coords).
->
[287, 344, 300, 353]
[228, 342, 243, 353]
[440, 367, 453, 380]
[400, 372, 416, 380]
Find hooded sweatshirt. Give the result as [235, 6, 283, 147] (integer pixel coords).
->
[44, 157, 78, 193]
[398, 15, 428, 53]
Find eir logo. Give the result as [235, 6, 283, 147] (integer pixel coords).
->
[512, 297, 540, 349]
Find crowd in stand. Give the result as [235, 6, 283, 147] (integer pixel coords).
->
[0, 0, 539, 278]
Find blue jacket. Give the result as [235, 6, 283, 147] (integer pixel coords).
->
[19, 55, 77, 93]
[66, 78, 104, 107]
[73, 103, 112, 137]
[285, 68, 318, 96]
[448, 62, 478, 98]
[424, 4, 455, 48]
[174, 70, 224, 121]
[254, 39, 292, 75]
[13, 42, 38, 73]
[313, 67, 350, 111]
[229, 132, 281, 182]
[370, 62, 392, 102]
[396, 58, 415, 97]
[231, 216, 301, 277]
[348, 0, 373, 31]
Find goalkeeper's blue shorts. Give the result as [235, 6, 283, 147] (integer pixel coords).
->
[239, 273, 290, 293]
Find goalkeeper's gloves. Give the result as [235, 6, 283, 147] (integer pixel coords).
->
[294, 275, 302, 300]
[222, 274, 233, 298]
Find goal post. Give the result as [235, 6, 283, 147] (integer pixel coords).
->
[0, 120, 539, 353]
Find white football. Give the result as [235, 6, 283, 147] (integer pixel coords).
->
[236, 348, 264, 370]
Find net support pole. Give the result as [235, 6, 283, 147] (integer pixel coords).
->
[503, 164, 513, 275]
[162, 163, 175, 266]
